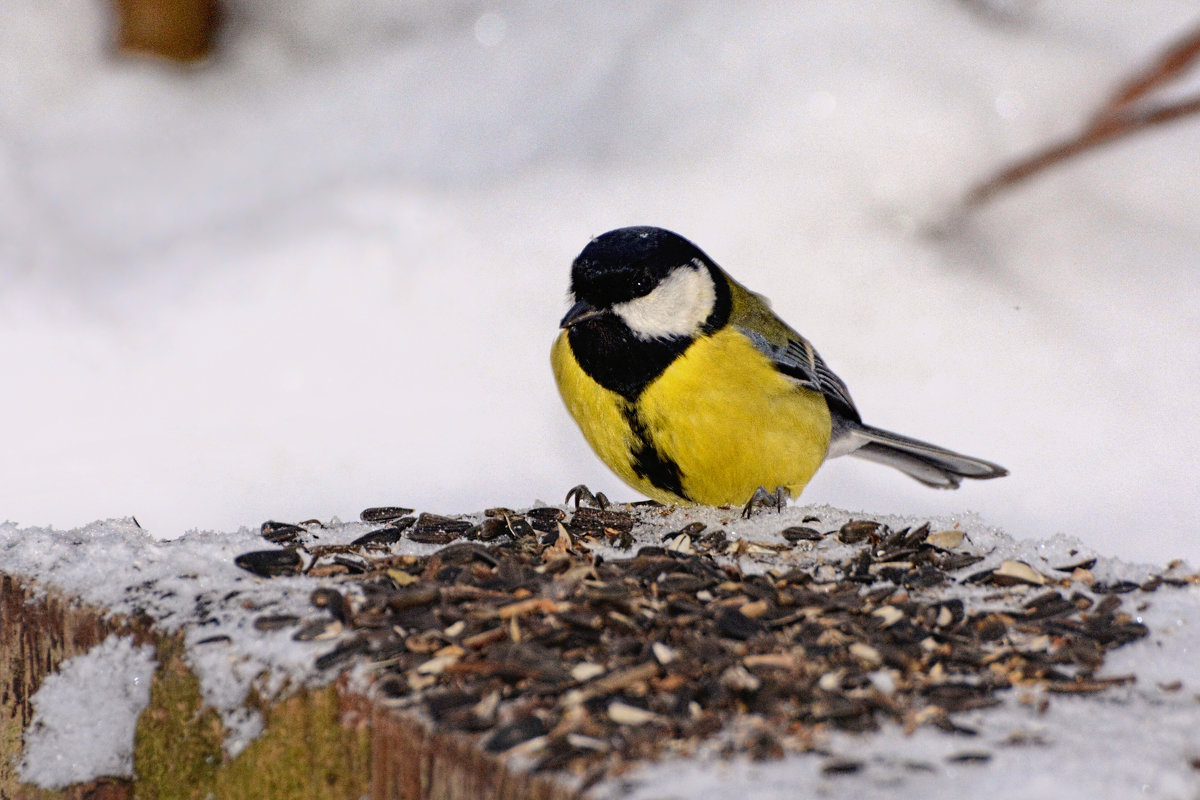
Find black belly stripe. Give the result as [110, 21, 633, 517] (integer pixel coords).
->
[622, 404, 688, 501]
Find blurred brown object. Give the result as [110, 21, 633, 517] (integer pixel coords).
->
[963, 21, 1200, 208]
[114, 0, 220, 63]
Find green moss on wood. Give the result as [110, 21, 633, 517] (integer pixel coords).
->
[213, 686, 370, 800]
[131, 636, 224, 800]
[132, 636, 370, 800]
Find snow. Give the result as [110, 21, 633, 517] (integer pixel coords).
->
[606, 682, 1200, 800]
[0, 513, 457, 759]
[4, 5, 1200, 786]
[604, 578, 1200, 800]
[2, 0, 1200, 618]
[18, 635, 157, 790]
[2, 2, 1199, 587]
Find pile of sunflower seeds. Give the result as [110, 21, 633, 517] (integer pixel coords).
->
[236, 503, 1182, 786]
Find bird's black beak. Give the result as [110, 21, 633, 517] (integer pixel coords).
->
[560, 300, 604, 328]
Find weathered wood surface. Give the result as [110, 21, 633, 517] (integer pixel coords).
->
[2, 575, 134, 800]
[1, 573, 585, 800]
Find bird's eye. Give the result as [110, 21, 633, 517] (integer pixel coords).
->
[633, 276, 654, 295]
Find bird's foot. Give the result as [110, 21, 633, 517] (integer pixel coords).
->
[741, 486, 789, 519]
[565, 484, 610, 510]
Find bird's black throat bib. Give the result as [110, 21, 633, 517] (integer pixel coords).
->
[566, 259, 732, 402]
[567, 316, 692, 402]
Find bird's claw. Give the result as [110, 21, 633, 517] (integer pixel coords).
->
[565, 484, 610, 510]
[741, 486, 789, 519]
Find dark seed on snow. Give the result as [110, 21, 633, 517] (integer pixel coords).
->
[292, 617, 342, 641]
[937, 552, 985, 572]
[409, 529, 461, 545]
[672, 521, 708, 538]
[234, 548, 302, 577]
[483, 716, 547, 753]
[506, 515, 537, 539]
[568, 507, 636, 534]
[333, 554, 371, 574]
[821, 759, 863, 775]
[837, 520, 880, 544]
[472, 517, 509, 541]
[315, 637, 370, 670]
[253, 614, 300, 631]
[352, 525, 408, 547]
[260, 520, 305, 544]
[409, 513, 473, 544]
[781, 526, 823, 543]
[360, 506, 415, 523]
[195, 634, 231, 645]
[311, 587, 347, 621]
[525, 506, 567, 532]
[1093, 580, 1140, 594]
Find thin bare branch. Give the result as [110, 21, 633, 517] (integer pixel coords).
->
[964, 94, 1200, 208]
[961, 20, 1200, 210]
[1095, 21, 1200, 122]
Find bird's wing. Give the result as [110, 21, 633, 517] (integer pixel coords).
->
[737, 327, 861, 423]
[726, 278, 861, 423]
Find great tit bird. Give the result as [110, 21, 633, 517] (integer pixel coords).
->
[550, 226, 1007, 512]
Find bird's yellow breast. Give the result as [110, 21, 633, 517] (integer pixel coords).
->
[551, 328, 832, 506]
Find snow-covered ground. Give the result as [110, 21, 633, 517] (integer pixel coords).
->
[2, 2, 1198, 564]
[6, 507, 1199, 797]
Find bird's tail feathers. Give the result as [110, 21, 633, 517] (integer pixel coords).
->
[838, 423, 1008, 489]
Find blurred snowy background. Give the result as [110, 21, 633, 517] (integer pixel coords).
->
[2, 1, 1198, 564]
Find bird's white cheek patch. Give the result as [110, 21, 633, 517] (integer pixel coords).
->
[612, 262, 716, 341]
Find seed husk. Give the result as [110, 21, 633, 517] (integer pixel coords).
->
[253, 614, 300, 631]
[409, 513, 473, 544]
[292, 617, 343, 641]
[242, 507, 1160, 786]
[315, 637, 369, 670]
[235, 548, 302, 577]
[990, 560, 1049, 586]
[926, 529, 965, 550]
[525, 506, 567, 533]
[822, 759, 863, 775]
[310, 587, 347, 622]
[260, 520, 305, 544]
[568, 507, 636, 535]
[352, 521, 414, 547]
[837, 520, 881, 544]
[781, 526, 823, 543]
[608, 701, 661, 725]
[715, 607, 766, 640]
[360, 506, 416, 523]
[484, 716, 547, 752]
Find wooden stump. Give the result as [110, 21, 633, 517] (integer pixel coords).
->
[0, 573, 584, 800]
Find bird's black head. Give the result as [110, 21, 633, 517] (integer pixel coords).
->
[559, 226, 733, 400]
[563, 226, 731, 342]
[569, 226, 705, 309]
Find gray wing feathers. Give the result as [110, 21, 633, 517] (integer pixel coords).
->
[732, 308, 1005, 490]
[738, 327, 860, 421]
[834, 422, 1009, 489]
